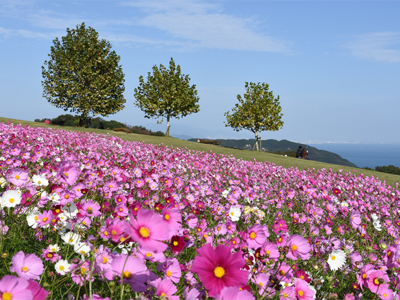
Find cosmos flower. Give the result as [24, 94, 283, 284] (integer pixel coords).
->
[191, 243, 248, 297]
[0, 189, 22, 208]
[10, 251, 44, 280]
[150, 278, 179, 300]
[7, 168, 29, 187]
[124, 209, 170, 253]
[286, 234, 311, 260]
[228, 206, 241, 222]
[214, 287, 255, 300]
[327, 250, 346, 271]
[55, 259, 71, 275]
[0, 275, 33, 300]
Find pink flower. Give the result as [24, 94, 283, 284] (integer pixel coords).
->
[158, 258, 182, 283]
[286, 235, 311, 260]
[246, 224, 266, 249]
[279, 286, 296, 299]
[261, 242, 280, 261]
[27, 280, 49, 300]
[124, 209, 170, 253]
[294, 278, 315, 299]
[377, 286, 394, 300]
[57, 161, 80, 185]
[7, 168, 29, 187]
[254, 273, 269, 295]
[150, 278, 179, 300]
[0, 275, 33, 300]
[10, 251, 44, 280]
[356, 264, 375, 290]
[214, 286, 255, 300]
[350, 210, 362, 229]
[191, 243, 248, 297]
[162, 206, 182, 238]
[294, 269, 311, 283]
[366, 270, 390, 294]
[343, 294, 355, 300]
[107, 254, 149, 292]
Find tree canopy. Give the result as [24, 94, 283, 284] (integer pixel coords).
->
[133, 58, 200, 136]
[224, 82, 284, 151]
[41, 22, 126, 126]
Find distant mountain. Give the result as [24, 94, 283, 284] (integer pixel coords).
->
[172, 134, 194, 140]
[188, 138, 358, 168]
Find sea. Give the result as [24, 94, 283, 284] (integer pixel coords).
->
[309, 144, 400, 169]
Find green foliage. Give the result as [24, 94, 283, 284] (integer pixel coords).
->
[133, 58, 200, 136]
[375, 165, 400, 175]
[41, 22, 126, 125]
[224, 82, 284, 151]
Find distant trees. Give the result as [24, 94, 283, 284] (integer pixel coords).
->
[224, 82, 284, 151]
[133, 58, 200, 137]
[41, 22, 126, 127]
[375, 165, 400, 175]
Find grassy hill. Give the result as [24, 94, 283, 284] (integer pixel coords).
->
[188, 138, 358, 168]
[1, 116, 399, 189]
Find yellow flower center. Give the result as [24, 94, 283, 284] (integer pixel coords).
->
[15, 175, 20, 179]
[214, 266, 225, 278]
[59, 266, 65, 270]
[250, 232, 256, 239]
[9, 198, 14, 203]
[165, 214, 170, 220]
[104, 231, 108, 236]
[22, 266, 29, 272]
[258, 282, 263, 286]
[2, 292, 12, 300]
[374, 278, 380, 285]
[362, 273, 367, 279]
[123, 271, 132, 279]
[111, 230, 117, 236]
[291, 245, 298, 251]
[64, 172, 69, 177]
[298, 290, 304, 297]
[331, 255, 336, 260]
[146, 252, 153, 257]
[230, 212, 234, 216]
[280, 270, 285, 276]
[173, 241, 178, 246]
[81, 267, 86, 274]
[166, 270, 172, 277]
[139, 227, 150, 238]
[300, 275, 304, 280]
[42, 217, 48, 222]
[34, 216, 39, 221]
[102, 257, 108, 264]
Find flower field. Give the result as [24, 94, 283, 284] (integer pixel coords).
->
[0, 122, 400, 300]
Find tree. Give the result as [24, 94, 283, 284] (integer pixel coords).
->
[224, 82, 284, 151]
[41, 22, 126, 127]
[133, 58, 200, 136]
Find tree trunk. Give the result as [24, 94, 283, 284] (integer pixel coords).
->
[166, 115, 170, 137]
[253, 132, 259, 151]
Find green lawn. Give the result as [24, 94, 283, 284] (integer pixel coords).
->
[1, 116, 399, 189]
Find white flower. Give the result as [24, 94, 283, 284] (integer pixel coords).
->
[74, 242, 91, 257]
[49, 244, 60, 253]
[48, 192, 60, 203]
[327, 250, 346, 271]
[228, 206, 241, 222]
[62, 231, 81, 245]
[55, 259, 71, 275]
[26, 208, 40, 228]
[221, 189, 230, 198]
[62, 203, 78, 218]
[0, 190, 22, 208]
[373, 220, 382, 231]
[0, 177, 6, 188]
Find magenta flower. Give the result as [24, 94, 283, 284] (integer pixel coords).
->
[124, 209, 170, 253]
[191, 243, 248, 297]
[286, 234, 311, 260]
[246, 224, 266, 249]
[80, 199, 101, 217]
[27, 280, 49, 300]
[150, 278, 179, 300]
[7, 168, 29, 187]
[214, 286, 255, 300]
[10, 251, 44, 280]
[0, 275, 33, 300]
[294, 278, 315, 300]
[57, 161, 80, 185]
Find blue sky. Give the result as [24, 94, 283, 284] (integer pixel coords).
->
[1, 0, 399, 143]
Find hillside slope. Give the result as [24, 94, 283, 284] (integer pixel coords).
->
[188, 138, 358, 168]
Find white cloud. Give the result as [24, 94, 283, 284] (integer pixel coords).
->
[345, 32, 400, 63]
[121, 0, 290, 52]
[0, 27, 54, 40]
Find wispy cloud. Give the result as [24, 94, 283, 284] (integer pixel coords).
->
[121, 0, 290, 52]
[0, 27, 55, 40]
[344, 32, 400, 63]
